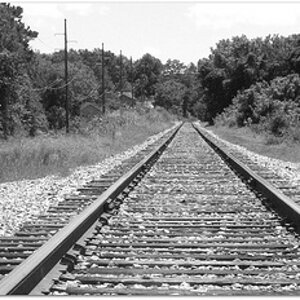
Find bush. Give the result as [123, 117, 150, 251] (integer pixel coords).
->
[264, 134, 285, 145]
[216, 74, 300, 141]
[288, 124, 300, 141]
[0, 106, 176, 183]
[214, 108, 238, 127]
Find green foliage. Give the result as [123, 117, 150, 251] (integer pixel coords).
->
[0, 107, 176, 182]
[0, 3, 37, 59]
[196, 34, 300, 124]
[31, 53, 99, 130]
[154, 59, 199, 118]
[12, 73, 48, 136]
[0, 3, 38, 138]
[79, 48, 120, 91]
[216, 74, 300, 140]
[163, 59, 186, 77]
[154, 79, 186, 114]
[134, 53, 163, 99]
[6, 2, 300, 142]
[1, 1, 191, 138]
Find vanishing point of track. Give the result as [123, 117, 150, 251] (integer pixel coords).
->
[1, 122, 300, 295]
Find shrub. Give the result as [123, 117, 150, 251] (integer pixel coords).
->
[216, 74, 300, 141]
[288, 124, 300, 141]
[267, 113, 289, 136]
[0, 106, 176, 183]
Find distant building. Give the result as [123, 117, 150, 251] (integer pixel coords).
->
[145, 95, 155, 109]
[119, 91, 136, 107]
[143, 100, 154, 109]
[80, 102, 102, 119]
[106, 91, 118, 102]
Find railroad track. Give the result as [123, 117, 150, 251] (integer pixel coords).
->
[0, 124, 180, 292]
[1, 122, 300, 295]
[196, 124, 300, 204]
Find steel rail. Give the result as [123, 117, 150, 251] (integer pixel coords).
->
[0, 123, 182, 295]
[192, 123, 300, 233]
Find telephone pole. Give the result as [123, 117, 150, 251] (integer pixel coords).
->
[143, 61, 146, 101]
[64, 19, 69, 134]
[101, 42, 105, 114]
[55, 19, 76, 133]
[130, 56, 134, 100]
[120, 50, 123, 96]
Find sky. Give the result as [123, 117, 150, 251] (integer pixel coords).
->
[11, 1, 300, 65]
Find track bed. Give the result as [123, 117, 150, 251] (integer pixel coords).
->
[46, 123, 300, 296]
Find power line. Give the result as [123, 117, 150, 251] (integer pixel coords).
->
[32, 79, 61, 92]
[77, 83, 102, 102]
[33, 75, 101, 101]
[32, 75, 78, 92]
[36, 37, 56, 51]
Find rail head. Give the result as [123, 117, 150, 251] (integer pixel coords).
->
[0, 123, 182, 295]
[192, 122, 300, 234]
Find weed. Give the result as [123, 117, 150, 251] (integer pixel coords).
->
[0, 107, 176, 183]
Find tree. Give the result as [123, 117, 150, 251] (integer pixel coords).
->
[134, 54, 163, 99]
[289, 38, 300, 74]
[79, 48, 115, 91]
[163, 59, 186, 77]
[154, 79, 186, 114]
[12, 73, 48, 136]
[0, 3, 38, 138]
[32, 53, 98, 130]
[193, 34, 300, 124]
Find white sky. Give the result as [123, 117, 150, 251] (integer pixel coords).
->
[12, 1, 300, 65]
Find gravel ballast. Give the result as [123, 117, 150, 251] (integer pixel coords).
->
[200, 126, 300, 189]
[1, 123, 299, 237]
[0, 126, 176, 236]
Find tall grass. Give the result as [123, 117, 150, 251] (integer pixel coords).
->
[209, 125, 300, 163]
[0, 107, 176, 183]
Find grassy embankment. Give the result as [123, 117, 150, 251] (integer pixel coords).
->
[0, 108, 177, 183]
[208, 125, 300, 163]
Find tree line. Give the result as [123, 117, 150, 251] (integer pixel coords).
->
[1, 3, 300, 139]
[197, 34, 300, 128]
[0, 3, 201, 138]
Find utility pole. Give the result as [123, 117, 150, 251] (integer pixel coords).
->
[101, 42, 105, 114]
[130, 56, 134, 100]
[64, 19, 69, 134]
[143, 61, 146, 102]
[120, 50, 123, 96]
[55, 19, 77, 134]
